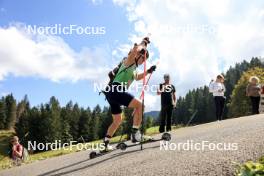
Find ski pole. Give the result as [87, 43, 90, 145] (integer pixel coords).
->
[131, 73, 152, 117]
[138, 61, 159, 100]
[117, 111, 126, 143]
[186, 110, 198, 126]
[132, 60, 159, 116]
[140, 49, 147, 150]
[139, 72, 152, 100]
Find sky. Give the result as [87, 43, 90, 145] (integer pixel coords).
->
[0, 0, 264, 111]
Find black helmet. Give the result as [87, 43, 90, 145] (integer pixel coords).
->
[164, 74, 170, 79]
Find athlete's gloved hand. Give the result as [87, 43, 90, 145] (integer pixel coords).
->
[147, 65, 156, 74]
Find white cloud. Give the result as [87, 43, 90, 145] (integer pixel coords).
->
[144, 92, 159, 111]
[0, 24, 110, 84]
[113, 0, 264, 111]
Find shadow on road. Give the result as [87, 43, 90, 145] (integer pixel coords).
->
[38, 145, 160, 176]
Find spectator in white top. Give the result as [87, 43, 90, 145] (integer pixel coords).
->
[209, 74, 226, 121]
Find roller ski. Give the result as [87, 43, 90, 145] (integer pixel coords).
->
[89, 132, 171, 159]
[117, 132, 171, 151]
[89, 129, 145, 159]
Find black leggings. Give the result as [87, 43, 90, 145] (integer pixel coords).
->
[250, 96, 260, 115]
[104, 83, 134, 114]
[214, 96, 225, 120]
[159, 105, 173, 133]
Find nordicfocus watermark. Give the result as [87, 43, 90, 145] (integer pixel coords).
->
[26, 24, 106, 35]
[157, 24, 218, 35]
[27, 140, 105, 151]
[160, 140, 238, 151]
[94, 82, 174, 93]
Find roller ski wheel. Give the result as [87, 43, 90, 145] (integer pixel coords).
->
[118, 142, 127, 151]
[89, 151, 97, 159]
[162, 132, 171, 141]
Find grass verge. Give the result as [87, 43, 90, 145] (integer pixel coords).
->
[236, 156, 264, 176]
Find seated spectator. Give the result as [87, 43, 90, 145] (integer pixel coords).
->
[10, 136, 23, 165]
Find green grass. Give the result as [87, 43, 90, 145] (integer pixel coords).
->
[0, 125, 182, 170]
[146, 125, 182, 135]
[0, 130, 15, 169]
[236, 156, 264, 176]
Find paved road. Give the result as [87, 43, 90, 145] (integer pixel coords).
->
[1, 114, 264, 176]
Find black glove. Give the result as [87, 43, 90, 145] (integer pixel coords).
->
[147, 65, 156, 74]
[141, 37, 150, 46]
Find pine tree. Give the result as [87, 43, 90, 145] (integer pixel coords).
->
[60, 107, 73, 144]
[28, 107, 43, 149]
[5, 94, 17, 130]
[49, 96, 62, 142]
[40, 97, 62, 146]
[0, 97, 7, 129]
[97, 107, 112, 139]
[69, 103, 80, 140]
[78, 108, 91, 142]
[39, 104, 50, 145]
[87, 105, 101, 141]
[16, 95, 29, 120]
[15, 96, 30, 146]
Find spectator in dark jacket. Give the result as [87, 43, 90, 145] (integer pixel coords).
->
[246, 76, 261, 114]
[157, 74, 176, 133]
